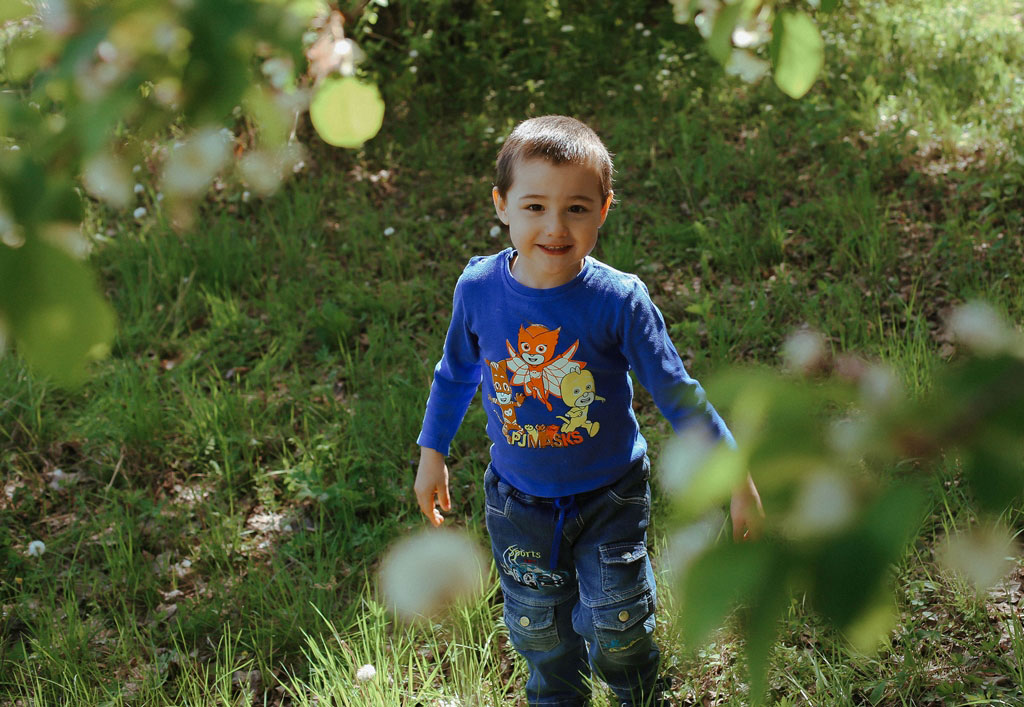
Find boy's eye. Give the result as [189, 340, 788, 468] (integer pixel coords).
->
[569, 205, 588, 213]
[526, 204, 543, 212]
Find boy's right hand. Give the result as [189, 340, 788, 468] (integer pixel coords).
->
[414, 447, 451, 527]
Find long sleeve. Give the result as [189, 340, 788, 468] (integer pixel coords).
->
[417, 276, 483, 455]
[618, 278, 736, 449]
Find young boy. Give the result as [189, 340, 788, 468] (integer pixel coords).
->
[415, 115, 762, 707]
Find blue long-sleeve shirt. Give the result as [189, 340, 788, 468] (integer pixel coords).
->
[417, 248, 734, 497]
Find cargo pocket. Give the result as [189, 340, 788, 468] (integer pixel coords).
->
[598, 540, 649, 600]
[593, 591, 655, 658]
[503, 594, 559, 652]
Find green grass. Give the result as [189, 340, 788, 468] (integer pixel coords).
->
[3, 0, 1024, 703]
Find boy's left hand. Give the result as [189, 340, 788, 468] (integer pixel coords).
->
[730, 474, 764, 541]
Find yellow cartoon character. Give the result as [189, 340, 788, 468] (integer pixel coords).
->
[556, 368, 605, 437]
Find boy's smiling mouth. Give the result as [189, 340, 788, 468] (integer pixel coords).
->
[538, 244, 572, 254]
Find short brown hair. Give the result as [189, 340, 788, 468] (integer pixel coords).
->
[495, 115, 613, 203]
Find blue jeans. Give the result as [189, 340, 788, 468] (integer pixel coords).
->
[484, 457, 660, 707]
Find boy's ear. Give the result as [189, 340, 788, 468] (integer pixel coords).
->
[598, 191, 614, 227]
[492, 186, 509, 225]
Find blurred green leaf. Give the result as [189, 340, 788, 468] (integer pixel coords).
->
[821, 0, 841, 12]
[0, 238, 115, 386]
[0, 0, 31, 23]
[810, 483, 924, 629]
[310, 77, 385, 149]
[4, 31, 60, 82]
[681, 541, 773, 648]
[771, 10, 824, 99]
[708, 2, 745, 64]
[962, 435, 1024, 513]
[742, 558, 791, 703]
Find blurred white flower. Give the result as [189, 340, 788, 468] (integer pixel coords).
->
[383, 227, 395, 236]
[261, 57, 294, 90]
[633, 84, 643, 92]
[133, 207, 148, 219]
[664, 512, 721, 583]
[827, 415, 869, 458]
[409, 49, 419, 58]
[642, 29, 651, 37]
[939, 523, 1016, 594]
[489, 225, 502, 238]
[379, 528, 487, 620]
[782, 329, 827, 374]
[560, 25, 575, 32]
[658, 425, 717, 497]
[238, 147, 298, 197]
[725, 49, 770, 83]
[42, 222, 90, 259]
[242, 190, 251, 203]
[162, 127, 231, 198]
[732, 22, 771, 49]
[694, 9, 718, 39]
[82, 153, 133, 209]
[784, 472, 856, 539]
[28, 540, 46, 557]
[355, 664, 377, 682]
[48, 468, 80, 490]
[39, 0, 73, 35]
[948, 301, 1015, 356]
[635, 22, 645, 30]
[409, 66, 418, 74]
[133, 183, 144, 194]
[859, 363, 902, 409]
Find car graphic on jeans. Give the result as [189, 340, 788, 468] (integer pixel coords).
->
[501, 547, 567, 589]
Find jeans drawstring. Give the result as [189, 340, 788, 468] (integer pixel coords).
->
[550, 495, 577, 570]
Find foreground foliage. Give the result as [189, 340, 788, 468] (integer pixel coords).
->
[1, 0, 1023, 704]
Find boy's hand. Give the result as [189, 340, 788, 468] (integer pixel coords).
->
[414, 447, 451, 527]
[730, 474, 765, 542]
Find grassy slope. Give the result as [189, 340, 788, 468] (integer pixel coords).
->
[2, 0, 1023, 704]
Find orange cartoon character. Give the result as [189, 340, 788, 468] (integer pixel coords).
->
[505, 324, 585, 411]
[486, 359, 525, 437]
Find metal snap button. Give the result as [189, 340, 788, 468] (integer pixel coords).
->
[618, 610, 630, 622]
[622, 551, 632, 560]
[519, 616, 530, 627]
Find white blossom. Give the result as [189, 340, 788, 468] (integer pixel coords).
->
[133, 207, 148, 219]
[161, 127, 232, 198]
[383, 226, 395, 236]
[949, 301, 1016, 355]
[379, 529, 487, 619]
[355, 664, 377, 682]
[82, 153, 133, 209]
[725, 49, 770, 83]
[27, 540, 46, 557]
[560, 25, 574, 32]
[783, 329, 827, 373]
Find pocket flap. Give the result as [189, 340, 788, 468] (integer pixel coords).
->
[502, 594, 555, 634]
[599, 541, 648, 565]
[594, 592, 652, 631]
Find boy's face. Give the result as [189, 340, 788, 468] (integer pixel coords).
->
[492, 158, 612, 289]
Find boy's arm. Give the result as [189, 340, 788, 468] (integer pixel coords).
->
[620, 278, 764, 538]
[415, 276, 482, 524]
[618, 278, 734, 445]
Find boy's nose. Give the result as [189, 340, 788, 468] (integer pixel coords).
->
[547, 215, 570, 237]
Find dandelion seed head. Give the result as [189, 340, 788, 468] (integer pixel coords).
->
[355, 664, 377, 682]
[27, 540, 46, 557]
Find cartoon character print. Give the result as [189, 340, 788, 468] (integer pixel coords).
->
[486, 359, 525, 437]
[556, 367, 605, 437]
[505, 324, 585, 412]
